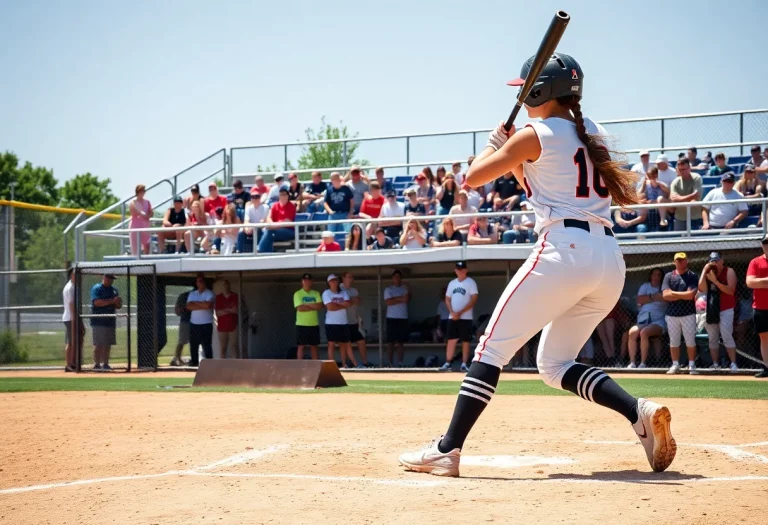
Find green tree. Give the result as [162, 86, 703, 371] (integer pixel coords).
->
[0, 151, 59, 205]
[59, 173, 118, 211]
[294, 117, 367, 178]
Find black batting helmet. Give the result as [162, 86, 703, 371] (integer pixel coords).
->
[507, 53, 583, 107]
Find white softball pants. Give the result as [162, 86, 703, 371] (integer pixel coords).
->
[665, 314, 697, 348]
[704, 308, 735, 348]
[473, 220, 625, 389]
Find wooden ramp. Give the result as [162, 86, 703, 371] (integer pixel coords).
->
[192, 359, 347, 389]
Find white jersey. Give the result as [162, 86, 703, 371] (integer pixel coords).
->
[522, 117, 613, 234]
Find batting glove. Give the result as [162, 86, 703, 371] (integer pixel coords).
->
[486, 121, 513, 151]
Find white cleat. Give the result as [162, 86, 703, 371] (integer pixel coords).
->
[729, 362, 739, 373]
[632, 398, 677, 472]
[666, 364, 680, 375]
[438, 362, 452, 372]
[399, 437, 460, 477]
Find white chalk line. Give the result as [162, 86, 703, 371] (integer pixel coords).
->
[186, 471, 445, 487]
[194, 445, 289, 471]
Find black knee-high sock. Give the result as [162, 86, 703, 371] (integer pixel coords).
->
[438, 362, 500, 452]
[561, 363, 638, 424]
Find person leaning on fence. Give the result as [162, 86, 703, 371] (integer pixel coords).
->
[746, 236, 768, 378]
[90, 273, 121, 371]
[215, 280, 239, 359]
[62, 268, 84, 372]
[440, 261, 478, 373]
[186, 273, 215, 366]
[698, 252, 739, 372]
[669, 158, 704, 231]
[171, 287, 193, 366]
[294, 273, 323, 360]
[384, 270, 410, 367]
[662, 253, 700, 375]
[341, 272, 370, 368]
[626, 268, 667, 369]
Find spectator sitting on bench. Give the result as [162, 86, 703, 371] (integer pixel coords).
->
[431, 217, 463, 247]
[701, 173, 748, 231]
[707, 152, 733, 177]
[318, 230, 342, 252]
[237, 190, 268, 253]
[467, 216, 497, 245]
[346, 223, 365, 251]
[158, 196, 187, 254]
[369, 227, 395, 250]
[258, 188, 297, 253]
[734, 164, 764, 216]
[400, 219, 427, 250]
[670, 158, 704, 231]
[379, 190, 405, 240]
[302, 171, 327, 212]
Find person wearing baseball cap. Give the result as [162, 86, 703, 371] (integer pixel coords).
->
[700, 171, 748, 230]
[237, 189, 269, 253]
[267, 173, 289, 204]
[90, 272, 123, 371]
[439, 262, 478, 373]
[322, 274, 353, 366]
[257, 185, 297, 253]
[662, 252, 699, 375]
[699, 251, 739, 372]
[158, 195, 188, 254]
[746, 236, 768, 377]
[734, 163, 763, 217]
[318, 230, 342, 252]
[294, 273, 322, 360]
[630, 150, 652, 180]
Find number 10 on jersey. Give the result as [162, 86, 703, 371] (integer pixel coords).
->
[574, 148, 609, 199]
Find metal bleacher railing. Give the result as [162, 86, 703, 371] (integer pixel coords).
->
[73, 109, 768, 261]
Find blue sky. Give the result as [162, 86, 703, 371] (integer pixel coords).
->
[1, 0, 767, 201]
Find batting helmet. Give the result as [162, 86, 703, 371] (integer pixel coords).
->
[507, 53, 583, 107]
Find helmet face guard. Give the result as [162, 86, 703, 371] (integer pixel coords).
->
[507, 53, 584, 107]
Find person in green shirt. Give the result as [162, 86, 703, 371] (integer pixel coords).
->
[294, 273, 323, 359]
[707, 153, 734, 177]
[669, 158, 704, 231]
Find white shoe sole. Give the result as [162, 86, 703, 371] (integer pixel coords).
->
[398, 457, 459, 477]
[649, 406, 677, 472]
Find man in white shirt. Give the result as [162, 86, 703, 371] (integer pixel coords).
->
[237, 190, 269, 253]
[62, 268, 83, 372]
[267, 173, 289, 204]
[701, 173, 749, 230]
[323, 274, 353, 366]
[631, 150, 652, 184]
[384, 270, 410, 367]
[379, 190, 406, 240]
[186, 273, 215, 366]
[440, 261, 479, 373]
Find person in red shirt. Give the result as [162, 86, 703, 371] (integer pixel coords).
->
[257, 188, 296, 253]
[204, 183, 228, 215]
[251, 175, 271, 196]
[359, 181, 384, 238]
[746, 235, 768, 378]
[215, 280, 239, 358]
[317, 231, 342, 252]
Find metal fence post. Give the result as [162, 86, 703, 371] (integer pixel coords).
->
[120, 203, 126, 255]
[284, 145, 289, 171]
[406, 137, 410, 168]
[342, 142, 348, 167]
[472, 132, 477, 156]
[739, 113, 744, 155]
[294, 224, 300, 252]
[152, 265, 158, 371]
[126, 266, 132, 372]
[660, 119, 665, 153]
[377, 265, 383, 366]
[75, 267, 82, 372]
[686, 206, 691, 237]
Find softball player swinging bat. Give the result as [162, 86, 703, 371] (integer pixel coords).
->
[399, 53, 677, 477]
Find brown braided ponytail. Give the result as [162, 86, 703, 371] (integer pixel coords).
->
[559, 96, 639, 207]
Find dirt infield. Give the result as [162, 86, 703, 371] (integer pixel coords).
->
[1, 390, 766, 524]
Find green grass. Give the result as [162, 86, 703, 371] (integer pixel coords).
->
[0, 377, 765, 399]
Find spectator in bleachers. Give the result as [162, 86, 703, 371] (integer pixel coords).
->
[184, 184, 203, 211]
[626, 268, 667, 369]
[318, 230, 342, 252]
[431, 217, 463, 247]
[637, 166, 671, 228]
[129, 184, 152, 256]
[346, 223, 365, 250]
[404, 188, 426, 216]
[411, 173, 437, 213]
[90, 273, 121, 370]
[451, 161, 464, 186]
[384, 270, 410, 367]
[359, 181, 384, 238]
[379, 190, 405, 240]
[302, 171, 328, 212]
[324, 172, 355, 233]
[698, 252, 739, 372]
[345, 166, 369, 214]
[341, 272, 370, 368]
[295, 273, 322, 360]
[267, 173, 290, 204]
[462, 183, 484, 210]
[204, 183, 228, 215]
[488, 171, 524, 212]
[687, 146, 707, 170]
[158, 196, 187, 254]
[701, 173, 748, 230]
[368, 227, 395, 250]
[670, 158, 704, 231]
[218, 203, 241, 256]
[435, 166, 447, 185]
[215, 280, 238, 358]
[735, 164, 764, 216]
[229, 179, 249, 220]
[467, 216, 498, 245]
[748, 145, 767, 177]
[185, 200, 207, 253]
[440, 261, 478, 372]
[746, 236, 768, 378]
[450, 190, 477, 233]
[323, 274, 353, 366]
[436, 174, 457, 216]
[258, 188, 297, 253]
[708, 153, 733, 177]
[612, 204, 648, 235]
[286, 173, 304, 211]
[374, 167, 394, 195]
[655, 155, 678, 186]
[421, 166, 436, 187]
[400, 219, 427, 249]
[761, 146, 768, 177]
[630, 150, 652, 181]
[237, 190, 268, 253]
[206, 207, 224, 254]
[251, 175, 271, 197]
[502, 201, 536, 244]
[662, 253, 700, 374]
